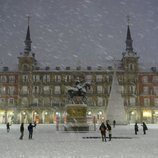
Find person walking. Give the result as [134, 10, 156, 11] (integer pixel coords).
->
[6, 122, 11, 133]
[113, 120, 116, 128]
[106, 122, 112, 141]
[19, 123, 24, 140]
[142, 122, 148, 135]
[28, 122, 36, 139]
[134, 122, 139, 135]
[99, 122, 107, 142]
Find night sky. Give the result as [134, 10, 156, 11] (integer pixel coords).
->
[0, 0, 158, 69]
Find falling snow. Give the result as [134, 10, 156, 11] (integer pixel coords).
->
[0, 0, 158, 69]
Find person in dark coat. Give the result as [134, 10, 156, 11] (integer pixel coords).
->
[142, 122, 148, 135]
[28, 122, 36, 139]
[134, 122, 139, 135]
[6, 122, 11, 132]
[113, 120, 116, 128]
[99, 122, 107, 142]
[19, 123, 24, 140]
[106, 122, 112, 141]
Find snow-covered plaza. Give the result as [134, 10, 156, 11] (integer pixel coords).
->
[0, 124, 158, 158]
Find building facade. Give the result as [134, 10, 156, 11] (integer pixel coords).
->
[0, 22, 158, 124]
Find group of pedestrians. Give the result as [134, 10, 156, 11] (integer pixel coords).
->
[99, 120, 112, 142]
[99, 120, 148, 142]
[134, 122, 148, 135]
[6, 122, 37, 140]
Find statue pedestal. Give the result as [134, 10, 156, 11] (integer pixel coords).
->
[65, 104, 89, 131]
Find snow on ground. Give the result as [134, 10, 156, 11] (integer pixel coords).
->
[0, 124, 158, 158]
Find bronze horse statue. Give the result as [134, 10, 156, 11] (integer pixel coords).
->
[67, 82, 90, 103]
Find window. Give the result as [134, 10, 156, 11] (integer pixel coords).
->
[43, 75, 50, 82]
[8, 98, 14, 104]
[143, 86, 149, 94]
[88, 86, 93, 94]
[55, 75, 61, 82]
[130, 97, 135, 105]
[155, 98, 158, 106]
[33, 75, 40, 82]
[9, 76, 15, 83]
[0, 98, 5, 103]
[97, 86, 103, 94]
[96, 75, 103, 82]
[0, 87, 6, 95]
[106, 75, 113, 83]
[8, 86, 15, 95]
[128, 63, 135, 70]
[154, 86, 158, 95]
[64, 75, 71, 82]
[85, 75, 92, 82]
[43, 86, 50, 94]
[142, 76, 148, 83]
[97, 97, 103, 106]
[32, 98, 38, 106]
[144, 98, 150, 106]
[43, 97, 50, 106]
[153, 76, 158, 83]
[130, 86, 135, 94]
[22, 86, 28, 94]
[33, 86, 39, 94]
[54, 86, 61, 94]
[0, 76, 7, 83]
[22, 75, 28, 82]
[21, 97, 28, 106]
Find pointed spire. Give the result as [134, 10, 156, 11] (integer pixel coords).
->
[24, 16, 32, 54]
[125, 16, 133, 51]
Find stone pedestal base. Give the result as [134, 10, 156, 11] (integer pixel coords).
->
[65, 104, 89, 131]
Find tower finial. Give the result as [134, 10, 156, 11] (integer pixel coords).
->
[24, 16, 32, 54]
[27, 16, 30, 26]
[127, 15, 130, 25]
[125, 15, 133, 51]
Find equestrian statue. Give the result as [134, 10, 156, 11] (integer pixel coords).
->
[67, 80, 90, 104]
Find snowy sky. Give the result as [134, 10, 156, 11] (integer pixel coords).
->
[0, 0, 158, 69]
